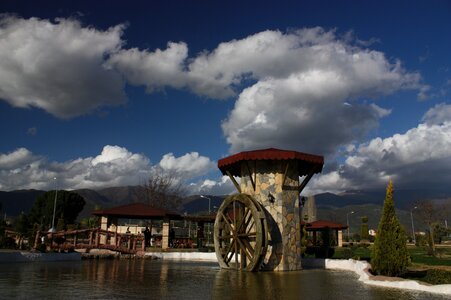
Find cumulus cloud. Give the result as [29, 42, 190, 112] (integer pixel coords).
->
[186, 176, 236, 196]
[422, 102, 451, 125]
[0, 146, 215, 191]
[0, 15, 126, 118]
[158, 152, 215, 180]
[108, 28, 426, 156]
[307, 103, 451, 194]
[107, 42, 190, 93]
[218, 29, 422, 155]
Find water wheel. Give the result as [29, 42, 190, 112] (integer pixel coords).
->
[214, 193, 268, 271]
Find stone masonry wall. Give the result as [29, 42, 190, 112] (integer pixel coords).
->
[240, 160, 301, 271]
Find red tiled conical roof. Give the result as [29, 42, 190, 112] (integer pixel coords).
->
[218, 148, 324, 176]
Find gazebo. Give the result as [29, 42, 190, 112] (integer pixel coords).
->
[92, 203, 181, 249]
[306, 220, 348, 247]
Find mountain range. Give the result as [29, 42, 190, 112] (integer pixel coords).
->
[1, 186, 449, 234]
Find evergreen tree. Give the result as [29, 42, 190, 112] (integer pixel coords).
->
[28, 190, 86, 230]
[372, 180, 410, 276]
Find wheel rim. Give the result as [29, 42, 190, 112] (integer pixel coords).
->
[214, 193, 268, 271]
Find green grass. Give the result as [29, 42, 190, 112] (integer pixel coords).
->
[332, 246, 372, 261]
[331, 245, 451, 266]
[408, 246, 451, 266]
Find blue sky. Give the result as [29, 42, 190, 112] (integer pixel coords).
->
[1, 1, 451, 195]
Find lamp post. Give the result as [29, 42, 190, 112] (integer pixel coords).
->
[346, 211, 354, 241]
[49, 177, 58, 233]
[410, 206, 417, 245]
[200, 195, 211, 214]
[200, 195, 211, 246]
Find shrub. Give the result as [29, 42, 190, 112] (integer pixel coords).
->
[422, 269, 451, 285]
[371, 180, 410, 276]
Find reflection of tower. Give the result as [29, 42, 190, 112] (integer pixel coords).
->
[302, 196, 317, 223]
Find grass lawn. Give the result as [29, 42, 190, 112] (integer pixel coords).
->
[408, 246, 451, 267]
[332, 244, 451, 265]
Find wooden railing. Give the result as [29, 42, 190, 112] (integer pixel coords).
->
[33, 228, 146, 254]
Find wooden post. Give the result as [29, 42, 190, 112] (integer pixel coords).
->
[89, 231, 93, 246]
[73, 234, 77, 247]
[95, 229, 100, 247]
[33, 231, 40, 249]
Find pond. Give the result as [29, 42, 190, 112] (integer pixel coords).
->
[0, 260, 447, 299]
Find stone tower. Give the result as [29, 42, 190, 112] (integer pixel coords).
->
[218, 148, 323, 271]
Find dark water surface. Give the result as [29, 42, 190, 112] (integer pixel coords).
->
[0, 260, 447, 299]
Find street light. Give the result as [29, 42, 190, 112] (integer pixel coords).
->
[200, 195, 211, 214]
[410, 206, 418, 245]
[200, 195, 211, 246]
[346, 211, 355, 241]
[49, 177, 58, 233]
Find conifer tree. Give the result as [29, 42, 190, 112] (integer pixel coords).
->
[371, 180, 410, 276]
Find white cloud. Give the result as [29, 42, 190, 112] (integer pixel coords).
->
[422, 102, 451, 125]
[186, 176, 236, 196]
[0, 15, 126, 118]
[107, 42, 189, 93]
[0, 146, 216, 191]
[217, 29, 422, 155]
[158, 152, 216, 180]
[308, 104, 451, 193]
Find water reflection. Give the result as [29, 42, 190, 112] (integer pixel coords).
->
[0, 260, 447, 300]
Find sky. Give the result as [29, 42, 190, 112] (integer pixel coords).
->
[0, 1, 451, 196]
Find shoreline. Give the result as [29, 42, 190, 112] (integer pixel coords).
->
[1, 250, 449, 296]
[302, 258, 451, 296]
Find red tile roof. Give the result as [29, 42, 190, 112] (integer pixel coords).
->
[92, 203, 181, 219]
[218, 148, 324, 176]
[307, 220, 348, 230]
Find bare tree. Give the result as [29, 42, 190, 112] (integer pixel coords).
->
[414, 199, 448, 255]
[141, 171, 186, 211]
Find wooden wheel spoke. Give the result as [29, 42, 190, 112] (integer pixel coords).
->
[236, 208, 251, 234]
[246, 218, 255, 235]
[219, 234, 233, 240]
[223, 239, 236, 263]
[240, 237, 255, 258]
[236, 237, 254, 262]
[220, 212, 235, 232]
[238, 231, 256, 238]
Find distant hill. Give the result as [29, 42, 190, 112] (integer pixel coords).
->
[0, 186, 448, 234]
[315, 188, 451, 210]
[0, 189, 45, 217]
[181, 195, 225, 214]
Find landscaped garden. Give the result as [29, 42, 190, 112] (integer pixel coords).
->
[327, 245, 451, 284]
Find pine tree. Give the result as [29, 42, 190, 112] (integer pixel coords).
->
[371, 180, 410, 276]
